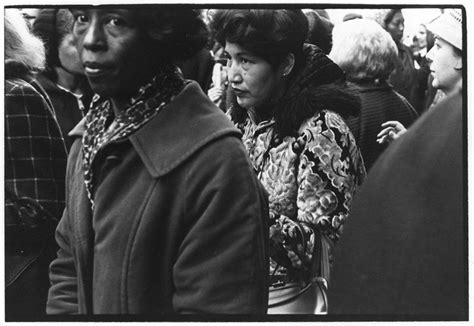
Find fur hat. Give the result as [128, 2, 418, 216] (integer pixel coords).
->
[427, 9, 462, 51]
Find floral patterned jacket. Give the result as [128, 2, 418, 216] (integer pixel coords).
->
[236, 109, 366, 284]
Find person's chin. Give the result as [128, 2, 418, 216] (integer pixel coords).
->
[236, 97, 252, 109]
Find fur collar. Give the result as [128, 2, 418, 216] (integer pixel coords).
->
[229, 44, 360, 137]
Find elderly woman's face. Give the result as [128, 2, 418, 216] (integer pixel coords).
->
[70, 8, 153, 99]
[225, 42, 284, 111]
[426, 37, 462, 94]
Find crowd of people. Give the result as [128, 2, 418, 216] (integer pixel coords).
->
[4, 5, 465, 320]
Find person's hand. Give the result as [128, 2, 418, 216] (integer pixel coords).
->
[377, 121, 407, 144]
[207, 86, 224, 105]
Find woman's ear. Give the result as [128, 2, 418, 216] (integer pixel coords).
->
[281, 53, 295, 77]
[454, 55, 462, 70]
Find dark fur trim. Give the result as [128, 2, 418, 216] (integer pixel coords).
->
[274, 81, 360, 137]
[228, 44, 361, 137]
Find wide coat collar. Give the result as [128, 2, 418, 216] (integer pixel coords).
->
[70, 81, 240, 178]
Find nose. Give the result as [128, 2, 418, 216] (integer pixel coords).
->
[82, 18, 106, 52]
[426, 47, 434, 63]
[227, 61, 243, 85]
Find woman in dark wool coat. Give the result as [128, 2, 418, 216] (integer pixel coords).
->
[46, 6, 269, 315]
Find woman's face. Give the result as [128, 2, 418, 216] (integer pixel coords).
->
[385, 11, 404, 44]
[426, 37, 462, 94]
[70, 8, 154, 100]
[58, 33, 84, 75]
[415, 25, 428, 49]
[224, 42, 285, 110]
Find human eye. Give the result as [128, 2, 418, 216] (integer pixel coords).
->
[71, 11, 89, 24]
[222, 52, 232, 67]
[107, 17, 127, 27]
[240, 57, 253, 69]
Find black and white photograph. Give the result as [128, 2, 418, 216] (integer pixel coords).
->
[2, 0, 469, 323]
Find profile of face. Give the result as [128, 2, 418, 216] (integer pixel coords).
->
[415, 25, 427, 49]
[58, 33, 84, 75]
[385, 11, 404, 44]
[224, 42, 286, 110]
[426, 37, 462, 93]
[70, 8, 154, 99]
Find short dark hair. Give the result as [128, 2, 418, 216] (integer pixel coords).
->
[136, 8, 209, 63]
[383, 9, 402, 26]
[209, 9, 308, 68]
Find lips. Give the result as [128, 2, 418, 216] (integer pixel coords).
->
[232, 88, 246, 96]
[83, 61, 113, 78]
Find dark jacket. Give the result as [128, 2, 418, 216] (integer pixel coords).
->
[46, 82, 269, 315]
[388, 42, 418, 110]
[346, 80, 418, 171]
[35, 73, 92, 151]
[328, 89, 466, 318]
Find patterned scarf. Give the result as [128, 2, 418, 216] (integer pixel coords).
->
[82, 66, 185, 209]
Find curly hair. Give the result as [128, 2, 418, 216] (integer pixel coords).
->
[209, 9, 308, 68]
[329, 18, 398, 82]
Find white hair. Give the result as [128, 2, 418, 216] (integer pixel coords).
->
[5, 8, 45, 71]
[329, 18, 398, 81]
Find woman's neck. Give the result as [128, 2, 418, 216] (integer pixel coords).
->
[250, 79, 287, 124]
[444, 77, 463, 96]
[54, 66, 83, 94]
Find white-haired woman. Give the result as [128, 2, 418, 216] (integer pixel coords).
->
[329, 18, 418, 170]
[5, 8, 67, 320]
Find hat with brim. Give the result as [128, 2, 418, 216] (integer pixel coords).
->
[427, 9, 462, 51]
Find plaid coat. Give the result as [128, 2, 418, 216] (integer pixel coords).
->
[5, 72, 67, 222]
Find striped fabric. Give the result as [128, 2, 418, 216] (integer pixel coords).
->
[5, 77, 68, 222]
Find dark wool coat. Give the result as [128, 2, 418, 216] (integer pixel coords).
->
[346, 80, 419, 171]
[46, 82, 269, 315]
[388, 42, 418, 109]
[328, 89, 466, 318]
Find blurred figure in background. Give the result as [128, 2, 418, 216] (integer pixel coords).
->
[329, 18, 418, 171]
[412, 23, 435, 114]
[32, 8, 93, 150]
[342, 12, 362, 22]
[305, 9, 334, 54]
[19, 7, 40, 28]
[377, 9, 462, 144]
[207, 42, 228, 111]
[211, 9, 365, 313]
[177, 11, 215, 94]
[369, 9, 419, 112]
[5, 8, 67, 320]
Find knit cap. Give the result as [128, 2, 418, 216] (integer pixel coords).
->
[427, 9, 462, 51]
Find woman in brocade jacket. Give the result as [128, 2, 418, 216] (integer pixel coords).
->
[210, 9, 366, 314]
